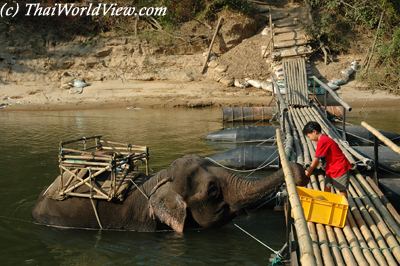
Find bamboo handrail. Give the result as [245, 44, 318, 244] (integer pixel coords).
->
[361, 121, 400, 154]
[312, 76, 352, 111]
[276, 128, 317, 266]
[273, 79, 288, 112]
[60, 135, 102, 146]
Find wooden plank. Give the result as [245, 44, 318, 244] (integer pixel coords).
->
[274, 39, 310, 49]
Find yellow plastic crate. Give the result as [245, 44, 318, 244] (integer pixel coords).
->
[296, 186, 349, 228]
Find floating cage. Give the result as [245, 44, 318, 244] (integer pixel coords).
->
[57, 136, 149, 201]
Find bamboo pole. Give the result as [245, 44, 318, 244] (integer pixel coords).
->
[350, 176, 400, 262]
[347, 211, 381, 266]
[312, 172, 367, 265]
[269, 11, 274, 60]
[309, 176, 350, 266]
[62, 155, 111, 161]
[276, 129, 317, 266]
[304, 106, 356, 165]
[303, 58, 309, 105]
[62, 160, 110, 167]
[287, 112, 304, 165]
[340, 216, 370, 266]
[307, 177, 334, 266]
[348, 187, 393, 265]
[292, 107, 316, 157]
[319, 174, 382, 265]
[332, 226, 358, 266]
[289, 109, 311, 166]
[307, 222, 324, 265]
[354, 173, 400, 237]
[62, 168, 87, 193]
[61, 147, 112, 158]
[312, 76, 352, 111]
[61, 166, 109, 196]
[60, 135, 102, 145]
[283, 112, 294, 158]
[361, 121, 400, 154]
[283, 61, 290, 105]
[365, 176, 400, 224]
[201, 17, 223, 74]
[310, 105, 372, 167]
[67, 192, 108, 200]
[348, 184, 398, 265]
[324, 225, 346, 265]
[296, 108, 317, 151]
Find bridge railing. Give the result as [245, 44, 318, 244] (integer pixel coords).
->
[312, 76, 352, 140]
[276, 128, 317, 266]
[361, 121, 400, 183]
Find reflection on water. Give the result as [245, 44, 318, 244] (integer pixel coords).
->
[0, 107, 398, 265]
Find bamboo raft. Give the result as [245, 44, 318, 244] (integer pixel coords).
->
[56, 136, 149, 201]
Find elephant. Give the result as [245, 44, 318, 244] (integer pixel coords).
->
[32, 155, 309, 233]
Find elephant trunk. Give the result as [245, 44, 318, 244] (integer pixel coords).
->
[225, 162, 307, 211]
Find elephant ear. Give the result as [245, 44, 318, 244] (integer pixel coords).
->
[149, 182, 187, 233]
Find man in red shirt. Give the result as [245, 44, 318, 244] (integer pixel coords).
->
[303, 121, 352, 197]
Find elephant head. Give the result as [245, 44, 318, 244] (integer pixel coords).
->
[148, 155, 308, 233]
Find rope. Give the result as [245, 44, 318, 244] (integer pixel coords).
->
[256, 135, 276, 146]
[129, 179, 149, 200]
[209, 138, 275, 144]
[234, 223, 282, 257]
[254, 192, 278, 210]
[312, 240, 400, 252]
[205, 149, 279, 173]
[90, 198, 103, 229]
[378, 165, 400, 177]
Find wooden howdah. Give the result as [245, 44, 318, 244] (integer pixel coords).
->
[57, 136, 149, 201]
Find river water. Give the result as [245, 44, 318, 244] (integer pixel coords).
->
[0, 107, 399, 265]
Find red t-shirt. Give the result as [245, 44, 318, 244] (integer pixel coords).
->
[315, 134, 351, 178]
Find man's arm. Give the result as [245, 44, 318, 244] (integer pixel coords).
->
[305, 157, 319, 177]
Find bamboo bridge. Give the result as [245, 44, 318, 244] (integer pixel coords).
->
[265, 7, 400, 266]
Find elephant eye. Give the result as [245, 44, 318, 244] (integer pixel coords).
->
[207, 183, 219, 199]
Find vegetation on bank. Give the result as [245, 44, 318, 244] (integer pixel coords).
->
[1, 0, 252, 35]
[306, 0, 400, 94]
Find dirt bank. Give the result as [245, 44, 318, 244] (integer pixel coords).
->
[1, 2, 399, 112]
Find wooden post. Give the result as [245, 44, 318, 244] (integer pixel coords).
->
[323, 90, 327, 117]
[201, 17, 224, 74]
[269, 10, 274, 60]
[342, 107, 346, 141]
[276, 129, 317, 266]
[374, 136, 379, 184]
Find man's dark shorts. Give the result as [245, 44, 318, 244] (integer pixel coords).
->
[325, 171, 350, 192]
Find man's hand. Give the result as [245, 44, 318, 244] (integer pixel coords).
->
[305, 169, 310, 177]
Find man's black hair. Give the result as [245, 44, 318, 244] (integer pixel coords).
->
[303, 121, 322, 135]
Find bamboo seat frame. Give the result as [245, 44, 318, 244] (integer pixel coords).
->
[58, 136, 149, 201]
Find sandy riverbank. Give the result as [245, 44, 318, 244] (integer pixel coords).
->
[0, 79, 270, 111]
[1, 78, 399, 111]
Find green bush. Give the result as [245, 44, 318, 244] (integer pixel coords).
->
[308, 0, 400, 94]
